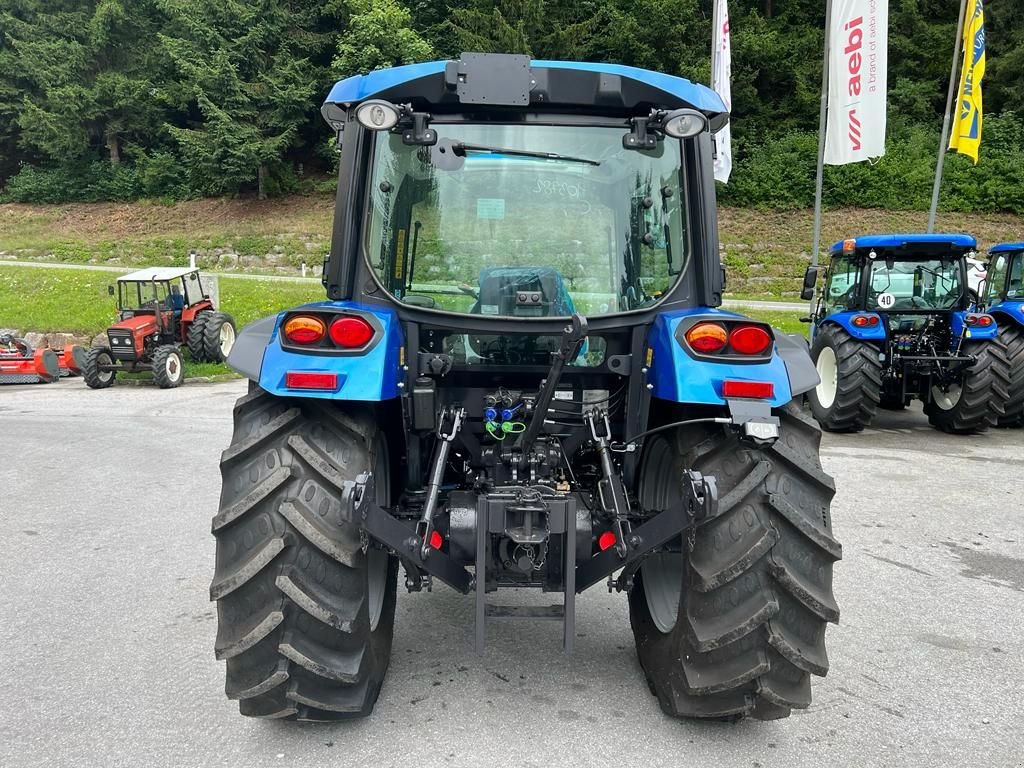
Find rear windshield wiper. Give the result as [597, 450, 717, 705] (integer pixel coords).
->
[450, 142, 600, 166]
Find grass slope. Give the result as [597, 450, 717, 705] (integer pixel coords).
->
[3, 197, 1023, 297]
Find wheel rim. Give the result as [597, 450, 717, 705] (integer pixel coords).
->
[637, 435, 684, 634]
[642, 552, 684, 633]
[816, 346, 838, 408]
[219, 323, 236, 356]
[166, 353, 181, 381]
[367, 445, 389, 631]
[932, 382, 962, 411]
[98, 353, 114, 383]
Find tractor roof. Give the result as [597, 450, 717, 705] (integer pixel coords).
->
[117, 267, 199, 282]
[990, 242, 1024, 254]
[323, 57, 727, 127]
[829, 233, 977, 254]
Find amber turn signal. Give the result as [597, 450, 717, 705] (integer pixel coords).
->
[283, 315, 326, 345]
[685, 322, 729, 353]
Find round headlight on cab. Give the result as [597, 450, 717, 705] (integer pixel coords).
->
[662, 109, 708, 139]
[354, 100, 401, 131]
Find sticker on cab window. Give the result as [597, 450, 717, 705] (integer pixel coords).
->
[877, 292, 896, 309]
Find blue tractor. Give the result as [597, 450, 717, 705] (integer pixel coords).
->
[210, 55, 841, 723]
[802, 234, 1009, 433]
[980, 242, 1024, 426]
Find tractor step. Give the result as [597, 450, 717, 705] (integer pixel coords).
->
[484, 604, 564, 620]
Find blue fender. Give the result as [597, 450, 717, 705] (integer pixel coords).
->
[950, 310, 1000, 341]
[988, 301, 1024, 329]
[226, 301, 404, 401]
[820, 311, 887, 341]
[646, 308, 807, 407]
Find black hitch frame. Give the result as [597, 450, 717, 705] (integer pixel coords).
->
[342, 467, 718, 651]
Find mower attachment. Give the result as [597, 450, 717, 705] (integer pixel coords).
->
[0, 334, 83, 384]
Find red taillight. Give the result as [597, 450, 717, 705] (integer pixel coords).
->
[285, 371, 338, 390]
[685, 322, 728, 353]
[329, 316, 375, 348]
[977, 315, 993, 327]
[598, 531, 617, 551]
[852, 314, 880, 328]
[428, 530, 443, 550]
[722, 380, 774, 399]
[283, 315, 326, 345]
[729, 325, 772, 355]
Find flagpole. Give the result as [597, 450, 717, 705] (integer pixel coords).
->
[927, 0, 969, 233]
[810, 0, 833, 315]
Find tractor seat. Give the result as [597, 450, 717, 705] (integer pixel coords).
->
[473, 267, 575, 318]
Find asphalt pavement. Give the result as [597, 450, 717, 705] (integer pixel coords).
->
[1, 379, 1021, 768]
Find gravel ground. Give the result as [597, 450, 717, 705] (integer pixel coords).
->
[0, 379, 1021, 768]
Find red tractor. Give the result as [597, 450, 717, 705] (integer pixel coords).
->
[82, 267, 236, 389]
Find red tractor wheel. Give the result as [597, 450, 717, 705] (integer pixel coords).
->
[187, 311, 212, 362]
[82, 348, 116, 389]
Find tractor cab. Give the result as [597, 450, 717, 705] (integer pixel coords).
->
[804, 234, 1008, 433]
[114, 267, 207, 321]
[810, 235, 974, 329]
[984, 242, 1024, 306]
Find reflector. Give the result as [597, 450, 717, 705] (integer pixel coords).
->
[722, 380, 774, 399]
[285, 371, 338, 390]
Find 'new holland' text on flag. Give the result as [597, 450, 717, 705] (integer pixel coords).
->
[824, 0, 888, 165]
[949, 0, 985, 164]
[711, 0, 731, 182]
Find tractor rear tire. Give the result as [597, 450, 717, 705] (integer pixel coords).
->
[152, 346, 184, 389]
[187, 311, 212, 362]
[995, 324, 1024, 427]
[925, 339, 1011, 434]
[806, 325, 881, 432]
[82, 347, 116, 389]
[211, 388, 398, 721]
[629, 402, 840, 721]
[203, 312, 237, 363]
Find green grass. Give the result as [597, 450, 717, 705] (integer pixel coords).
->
[738, 309, 808, 336]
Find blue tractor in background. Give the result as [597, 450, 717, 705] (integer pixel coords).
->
[210, 55, 841, 723]
[802, 234, 1009, 433]
[980, 242, 1024, 426]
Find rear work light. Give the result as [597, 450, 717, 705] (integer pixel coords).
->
[329, 316, 375, 348]
[685, 322, 729, 353]
[285, 371, 338, 390]
[852, 314, 880, 328]
[283, 315, 326, 345]
[597, 531, 618, 551]
[722, 380, 774, 399]
[729, 325, 772, 355]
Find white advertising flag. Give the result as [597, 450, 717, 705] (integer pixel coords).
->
[711, 0, 731, 182]
[824, 0, 888, 165]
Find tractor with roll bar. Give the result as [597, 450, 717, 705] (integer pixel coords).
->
[209, 54, 841, 723]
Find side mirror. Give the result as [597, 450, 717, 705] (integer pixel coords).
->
[800, 266, 818, 301]
[108, 285, 115, 296]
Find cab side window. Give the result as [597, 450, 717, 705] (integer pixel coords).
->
[824, 256, 859, 314]
[986, 255, 1008, 303]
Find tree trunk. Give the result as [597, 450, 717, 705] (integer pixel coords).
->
[764, 0, 773, 18]
[257, 165, 267, 200]
[106, 130, 120, 165]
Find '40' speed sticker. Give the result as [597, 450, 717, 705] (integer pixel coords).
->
[877, 292, 896, 309]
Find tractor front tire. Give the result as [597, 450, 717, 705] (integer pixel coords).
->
[82, 347, 116, 389]
[211, 388, 398, 720]
[187, 311, 212, 362]
[995, 324, 1024, 427]
[926, 340, 1011, 434]
[806, 324, 881, 432]
[152, 346, 184, 389]
[203, 312, 237, 363]
[629, 403, 840, 721]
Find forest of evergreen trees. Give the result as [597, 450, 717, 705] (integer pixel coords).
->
[1, 0, 1022, 211]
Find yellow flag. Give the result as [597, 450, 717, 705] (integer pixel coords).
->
[949, 0, 986, 164]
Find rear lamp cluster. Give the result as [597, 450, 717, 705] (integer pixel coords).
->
[683, 322, 772, 356]
[282, 314, 375, 348]
[964, 314, 993, 327]
[851, 314, 881, 328]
